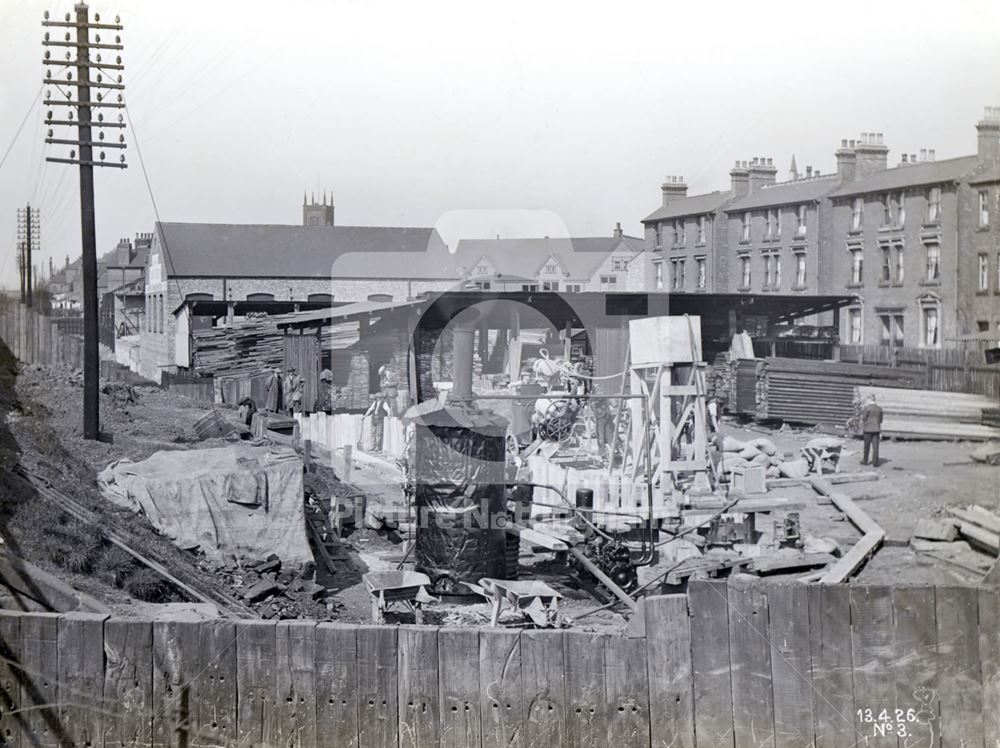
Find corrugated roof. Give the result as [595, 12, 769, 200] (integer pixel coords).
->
[726, 176, 840, 211]
[829, 155, 980, 198]
[453, 236, 643, 280]
[276, 297, 427, 327]
[642, 191, 732, 222]
[156, 222, 455, 279]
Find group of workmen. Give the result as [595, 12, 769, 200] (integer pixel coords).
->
[261, 365, 358, 417]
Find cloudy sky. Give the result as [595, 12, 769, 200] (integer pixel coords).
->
[1, 0, 998, 288]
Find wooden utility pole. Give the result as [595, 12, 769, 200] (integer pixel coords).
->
[16, 205, 39, 305]
[42, 3, 126, 440]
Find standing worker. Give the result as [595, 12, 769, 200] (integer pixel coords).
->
[315, 369, 334, 413]
[860, 394, 884, 467]
[264, 367, 281, 413]
[378, 364, 400, 416]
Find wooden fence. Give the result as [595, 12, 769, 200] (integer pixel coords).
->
[838, 344, 1000, 398]
[0, 581, 996, 747]
[0, 301, 86, 369]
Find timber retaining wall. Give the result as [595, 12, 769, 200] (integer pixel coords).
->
[0, 581, 997, 746]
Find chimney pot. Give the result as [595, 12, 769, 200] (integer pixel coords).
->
[877, 133, 884, 144]
[919, 148, 927, 161]
[902, 154, 908, 163]
[805, 166, 812, 177]
[767, 158, 773, 166]
[911, 154, 917, 162]
[841, 139, 848, 148]
[928, 149, 935, 161]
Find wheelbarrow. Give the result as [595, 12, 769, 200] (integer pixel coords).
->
[463, 578, 563, 627]
[362, 571, 437, 624]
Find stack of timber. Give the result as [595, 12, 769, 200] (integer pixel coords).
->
[856, 385, 1000, 440]
[192, 317, 358, 379]
[756, 357, 924, 425]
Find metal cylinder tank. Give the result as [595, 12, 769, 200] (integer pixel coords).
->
[407, 401, 509, 594]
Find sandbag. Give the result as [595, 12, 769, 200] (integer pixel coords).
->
[738, 445, 762, 460]
[778, 458, 810, 479]
[721, 455, 751, 471]
[805, 436, 844, 451]
[721, 436, 747, 453]
[748, 437, 778, 456]
[749, 453, 770, 467]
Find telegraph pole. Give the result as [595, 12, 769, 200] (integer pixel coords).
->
[16, 205, 40, 306]
[42, 3, 126, 440]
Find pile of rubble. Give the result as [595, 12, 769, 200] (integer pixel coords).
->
[196, 554, 337, 620]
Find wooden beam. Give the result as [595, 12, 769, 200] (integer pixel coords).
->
[505, 524, 568, 552]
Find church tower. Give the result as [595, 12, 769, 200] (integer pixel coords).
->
[303, 191, 335, 226]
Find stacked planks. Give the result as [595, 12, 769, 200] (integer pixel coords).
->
[192, 317, 359, 379]
[856, 385, 1000, 440]
[757, 357, 924, 426]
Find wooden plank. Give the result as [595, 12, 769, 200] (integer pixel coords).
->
[438, 628, 481, 748]
[520, 629, 566, 748]
[954, 522, 999, 554]
[271, 620, 316, 748]
[18, 613, 61, 747]
[947, 506, 1000, 535]
[688, 580, 735, 747]
[891, 587, 938, 748]
[57, 612, 107, 748]
[563, 631, 606, 748]
[357, 625, 398, 748]
[0, 613, 22, 748]
[152, 620, 201, 748]
[979, 589, 1000, 745]
[766, 584, 814, 748]
[235, 620, 277, 748]
[193, 619, 238, 748]
[935, 587, 983, 747]
[819, 531, 885, 584]
[807, 585, 856, 748]
[479, 629, 523, 748]
[605, 634, 650, 748]
[644, 594, 695, 748]
[0, 550, 109, 613]
[315, 623, 359, 748]
[103, 618, 153, 748]
[397, 627, 440, 748]
[850, 585, 897, 748]
[727, 581, 774, 748]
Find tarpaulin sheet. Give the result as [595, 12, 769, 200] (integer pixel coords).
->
[98, 444, 310, 564]
[412, 406, 508, 592]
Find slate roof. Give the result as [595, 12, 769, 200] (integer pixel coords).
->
[726, 176, 840, 211]
[969, 164, 1000, 185]
[453, 235, 644, 280]
[828, 155, 980, 198]
[642, 191, 732, 223]
[155, 222, 456, 279]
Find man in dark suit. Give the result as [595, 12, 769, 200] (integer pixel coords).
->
[860, 394, 884, 467]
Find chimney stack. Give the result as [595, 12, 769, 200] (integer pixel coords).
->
[855, 131, 890, 178]
[660, 175, 688, 205]
[835, 138, 858, 180]
[613, 222, 623, 238]
[730, 161, 750, 198]
[805, 165, 812, 178]
[977, 106, 1000, 165]
[747, 156, 777, 193]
